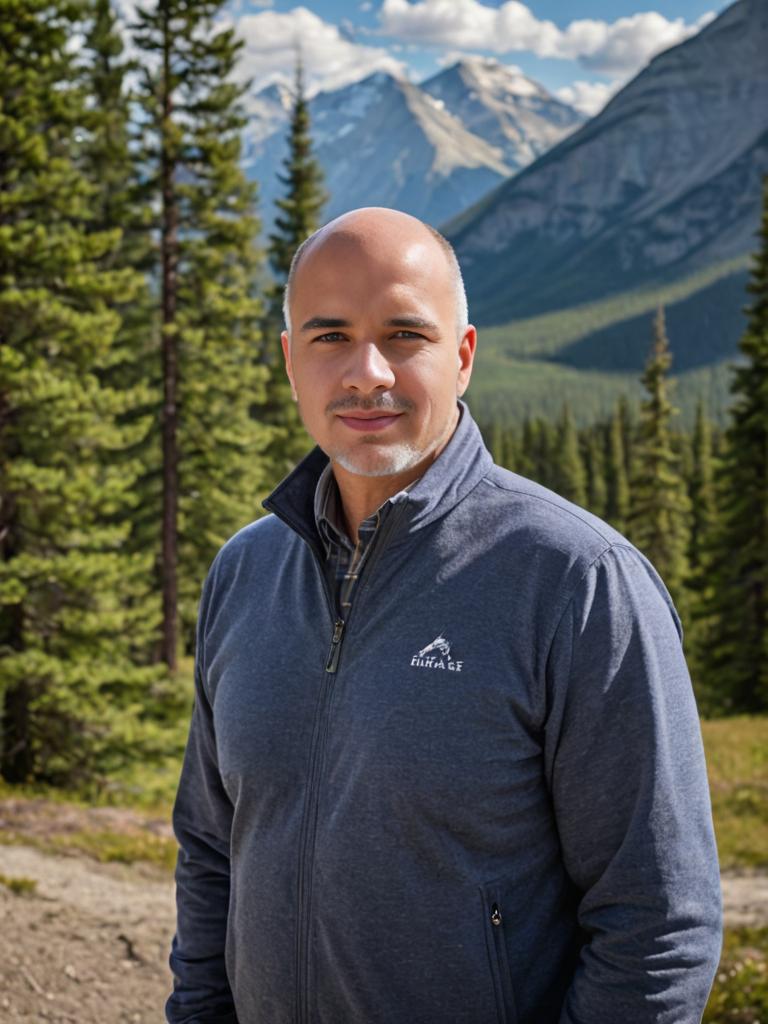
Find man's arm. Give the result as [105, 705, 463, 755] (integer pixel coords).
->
[166, 571, 238, 1024]
[545, 544, 722, 1024]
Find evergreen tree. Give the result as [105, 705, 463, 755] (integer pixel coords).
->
[0, 0, 159, 784]
[490, 421, 506, 468]
[258, 57, 327, 480]
[503, 427, 520, 473]
[688, 400, 716, 572]
[697, 178, 768, 712]
[627, 307, 690, 607]
[604, 406, 630, 533]
[518, 417, 537, 480]
[80, 0, 162, 668]
[584, 427, 607, 519]
[552, 404, 586, 506]
[133, 0, 269, 666]
[618, 394, 635, 484]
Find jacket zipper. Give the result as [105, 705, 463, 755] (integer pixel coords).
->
[280, 502, 406, 1024]
[295, 505, 409, 1024]
[325, 618, 345, 673]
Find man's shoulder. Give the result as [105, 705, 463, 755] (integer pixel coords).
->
[205, 513, 296, 584]
[478, 462, 627, 558]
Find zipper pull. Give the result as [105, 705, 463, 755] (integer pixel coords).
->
[490, 904, 502, 927]
[326, 619, 345, 673]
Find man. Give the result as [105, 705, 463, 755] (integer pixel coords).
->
[166, 208, 722, 1024]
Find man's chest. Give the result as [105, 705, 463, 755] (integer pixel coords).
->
[205, 542, 550, 847]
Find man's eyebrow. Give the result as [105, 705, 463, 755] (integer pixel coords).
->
[300, 317, 350, 331]
[384, 316, 439, 331]
[299, 316, 440, 332]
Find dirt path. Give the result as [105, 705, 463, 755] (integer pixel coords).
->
[1, 798, 766, 1022]
[1, 844, 174, 1023]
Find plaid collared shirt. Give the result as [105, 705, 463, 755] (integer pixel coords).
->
[314, 463, 393, 619]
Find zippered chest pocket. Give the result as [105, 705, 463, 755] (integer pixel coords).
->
[482, 885, 519, 1024]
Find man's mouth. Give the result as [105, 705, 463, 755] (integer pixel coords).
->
[336, 411, 404, 432]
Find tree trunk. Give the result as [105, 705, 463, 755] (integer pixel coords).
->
[159, 5, 179, 670]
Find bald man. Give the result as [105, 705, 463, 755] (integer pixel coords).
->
[166, 209, 721, 1024]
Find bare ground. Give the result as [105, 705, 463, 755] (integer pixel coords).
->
[0, 797, 766, 1023]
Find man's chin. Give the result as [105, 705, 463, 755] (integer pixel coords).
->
[331, 442, 424, 479]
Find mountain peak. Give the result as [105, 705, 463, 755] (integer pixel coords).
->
[422, 58, 583, 171]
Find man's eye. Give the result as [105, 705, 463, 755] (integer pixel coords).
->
[393, 330, 423, 339]
[314, 332, 347, 343]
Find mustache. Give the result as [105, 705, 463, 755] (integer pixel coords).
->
[326, 396, 414, 414]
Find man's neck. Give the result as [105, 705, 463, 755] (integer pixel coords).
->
[332, 462, 422, 542]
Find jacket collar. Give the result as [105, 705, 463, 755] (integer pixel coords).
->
[262, 401, 493, 548]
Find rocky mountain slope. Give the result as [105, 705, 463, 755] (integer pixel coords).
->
[448, 0, 768, 327]
[244, 66, 581, 229]
[422, 57, 582, 173]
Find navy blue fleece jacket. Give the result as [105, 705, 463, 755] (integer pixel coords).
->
[167, 404, 722, 1024]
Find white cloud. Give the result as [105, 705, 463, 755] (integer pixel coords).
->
[378, 0, 715, 78]
[562, 11, 716, 75]
[555, 79, 621, 117]
[227, 6, 406, 95]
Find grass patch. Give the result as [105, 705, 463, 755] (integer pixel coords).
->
[0, 828, 178, 871]
[53, 829, 178, 870]
[704, 926, 768, 1022]
[702, 716, 768, 870]
[0, 872, 38, 895]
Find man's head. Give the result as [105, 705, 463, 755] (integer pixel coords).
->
[280, 207, 476, 481]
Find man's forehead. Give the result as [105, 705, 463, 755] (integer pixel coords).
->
[291, 228, 451, 303]
[298, 225, 439, 272]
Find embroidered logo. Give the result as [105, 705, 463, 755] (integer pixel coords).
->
[411, 634, 463, 673]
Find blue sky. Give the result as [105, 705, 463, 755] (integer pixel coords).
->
[219, 0, 731, 114]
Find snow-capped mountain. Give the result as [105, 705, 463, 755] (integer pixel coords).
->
[421, 57, 584, 172]
[244, 66, 582, 230]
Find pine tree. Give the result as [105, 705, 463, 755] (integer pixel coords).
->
[627, 308, 690, 607]
[618, 394, 635, 484]
[552, 404, 587, 506]
[258, 56, 327, 480]
[503, 427, 520, 473]
[490, 421, 506, 467]
[133, 0, 269, 665]
[518, 417, 537, 480]
[604, 406, 630, 532]
[697, 178, 768, 712]
[688, 400, 716, 572]
[80, 0, 162, 668]
[584, 426, 607, 519]
[0, 0, 160, 784]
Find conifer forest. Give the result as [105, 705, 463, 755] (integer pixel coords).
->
[1, 0, 767, 801]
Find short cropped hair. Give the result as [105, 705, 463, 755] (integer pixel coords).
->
[282, 219, 469, 339]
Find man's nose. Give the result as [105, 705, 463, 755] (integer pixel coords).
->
[341, 341, 396, 393]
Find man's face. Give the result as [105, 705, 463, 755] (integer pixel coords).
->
[281, 223, 476, 480]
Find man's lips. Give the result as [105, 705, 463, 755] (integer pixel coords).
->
[336, 412, 404, 432]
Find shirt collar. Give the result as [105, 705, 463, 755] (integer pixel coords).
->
[313, 462, 411, 558]
[263, 401, 493, 550]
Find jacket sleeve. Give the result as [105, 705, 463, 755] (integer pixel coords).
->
[545, 544, 722, 1024]
[166, 566, 238, 1024]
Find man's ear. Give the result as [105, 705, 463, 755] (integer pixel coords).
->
[280, 331, 298, 401]
[456, 325, 477, 398]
